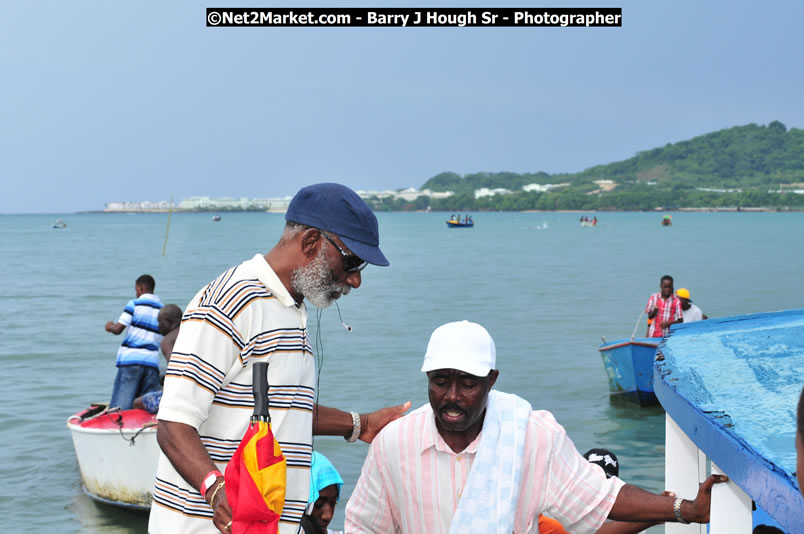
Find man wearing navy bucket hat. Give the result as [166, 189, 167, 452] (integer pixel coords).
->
[150, 183, 409, 534]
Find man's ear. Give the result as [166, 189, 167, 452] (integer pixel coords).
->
[299, 228, 322, 258]
[488, 369, 499, 388]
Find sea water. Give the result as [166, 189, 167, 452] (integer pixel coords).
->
[2, 211, 803, 533]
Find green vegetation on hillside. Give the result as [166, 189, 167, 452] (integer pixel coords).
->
[367, 121, 804, 211]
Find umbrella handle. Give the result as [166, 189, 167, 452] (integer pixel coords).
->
[252, 361, 270, 422]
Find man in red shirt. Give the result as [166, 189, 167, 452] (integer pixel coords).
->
[645, 275, 683, 337]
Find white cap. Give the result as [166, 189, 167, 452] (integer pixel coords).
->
[421, 320, 496, 377]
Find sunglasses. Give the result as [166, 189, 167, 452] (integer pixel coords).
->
[320, 232, 367, 273]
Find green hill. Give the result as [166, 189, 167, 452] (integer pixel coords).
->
[373, 121, 804, 211]
[572, 120, 804, 188]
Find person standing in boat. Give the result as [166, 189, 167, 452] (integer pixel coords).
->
[105, 274, 163, 411]
[133, 303, 182, 413]
[645, 275, 683, 337]
[149, 183, 409, 534]
[346, 320, 727, 533]
[675, 288, 708, 323]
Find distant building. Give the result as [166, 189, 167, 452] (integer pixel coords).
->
[697, 187, 743, 193]
[521, 183, 569, 193]
[105, 196, 291, 212]
[475, 187, 511, 198]
[105, 200, 177, 211]
[356, 188, 454, 201]
[769, 188, 804, 194]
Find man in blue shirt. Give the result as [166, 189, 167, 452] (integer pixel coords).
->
[105, 274, 164, 410]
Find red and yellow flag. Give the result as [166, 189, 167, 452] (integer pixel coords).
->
[225, 420, 287, 534]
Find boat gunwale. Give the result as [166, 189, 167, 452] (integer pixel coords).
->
[67, 422, 157, 436]
[655, 309, 804, 533]
[599, 339, 660, 352]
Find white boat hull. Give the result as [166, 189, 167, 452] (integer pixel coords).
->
[67, 406, 159, 510]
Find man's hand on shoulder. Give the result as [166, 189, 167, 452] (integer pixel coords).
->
[360, 401, 411, 443]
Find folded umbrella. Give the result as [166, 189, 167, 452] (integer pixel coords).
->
[225, 361, 287, 534]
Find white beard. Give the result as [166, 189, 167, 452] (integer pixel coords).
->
[291, 245, 351, 309]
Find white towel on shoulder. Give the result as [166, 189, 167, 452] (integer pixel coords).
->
[449, 390, 532, 534]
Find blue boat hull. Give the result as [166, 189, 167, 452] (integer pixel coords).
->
[446, 221, 473, 228]
[598, 338, 659, 406]
[655, 310, 804, 533]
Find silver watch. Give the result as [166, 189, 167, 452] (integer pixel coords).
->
[345, 411, 361, 443]
[674, 498, 689, 524]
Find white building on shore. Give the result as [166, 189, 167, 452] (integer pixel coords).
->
[104, 196, 292, 212]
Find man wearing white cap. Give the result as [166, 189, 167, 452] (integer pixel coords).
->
[345, 320, 727, 534]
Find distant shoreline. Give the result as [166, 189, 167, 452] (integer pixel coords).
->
[79, 209, 286, 214]
[74, 206, 801, 215]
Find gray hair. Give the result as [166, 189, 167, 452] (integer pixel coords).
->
[281, 221, 314, 243]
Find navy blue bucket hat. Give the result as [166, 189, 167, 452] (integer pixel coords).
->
[285, 183, 390, 267]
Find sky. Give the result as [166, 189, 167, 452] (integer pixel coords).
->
[2, 1, 804, 213]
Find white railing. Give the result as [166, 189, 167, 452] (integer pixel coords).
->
[665, 415, 753, 534]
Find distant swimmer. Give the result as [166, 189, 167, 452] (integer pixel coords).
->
[645, 275, 683, 337]
[675, 288, 708, 322]
[105, 274, 163, 410]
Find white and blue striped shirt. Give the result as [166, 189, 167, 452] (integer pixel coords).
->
[115, 293, 163, 368]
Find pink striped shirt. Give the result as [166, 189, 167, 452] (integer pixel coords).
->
[645, 292, 683, 337]
[345, 402, 624, 534]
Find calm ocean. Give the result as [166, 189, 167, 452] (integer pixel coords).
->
[2, 211, 803, 533]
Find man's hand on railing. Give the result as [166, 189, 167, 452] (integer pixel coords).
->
[608, 475, 729, 525]
[679, 474, 729, 523]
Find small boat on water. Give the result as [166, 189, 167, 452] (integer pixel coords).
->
[598, 337, 659, 405]
[52, 219, 67, 229]
[66, 404, 159, 510]
[661, 215, 672, 226]
[212, 215, 221, 221]
[446, 215, 474, 228]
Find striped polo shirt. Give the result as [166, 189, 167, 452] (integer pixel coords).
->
[149, 254, 316, 534]
[115, 293, 163, 369]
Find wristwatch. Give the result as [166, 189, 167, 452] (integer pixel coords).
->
[345, 411, 361, 443]
[674, 498, 689, 524]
